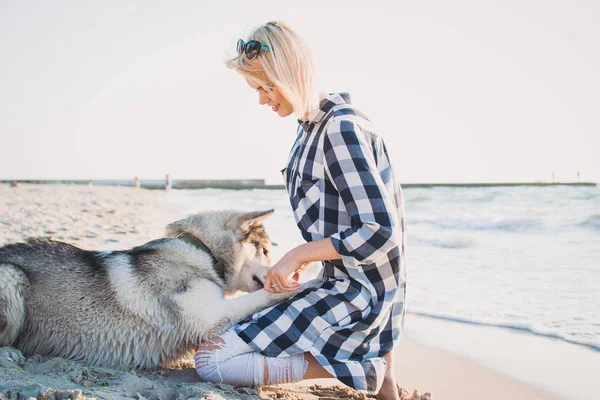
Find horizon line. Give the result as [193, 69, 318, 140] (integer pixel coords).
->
[1, 179, 596, 189]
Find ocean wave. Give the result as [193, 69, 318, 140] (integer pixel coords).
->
[578, 214, 600, 230]
[411, 236, 474, 249]
[408, 311, 600, 352]
[406, 196, 431, 203]
[573, 192, 599, 200]
[470, 195, 498, 203]
[406, 192, 498, 204]
[411, 217, 541, 232]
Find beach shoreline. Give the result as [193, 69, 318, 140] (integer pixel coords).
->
[0, 184, 588, 399]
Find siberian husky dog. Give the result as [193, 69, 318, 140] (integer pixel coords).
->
[0, 209, 297, 368]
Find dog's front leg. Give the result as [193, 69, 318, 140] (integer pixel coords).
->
[205, 289, 297, 339]
[208, 279, 326, 336]
[180, 280, 321, 343]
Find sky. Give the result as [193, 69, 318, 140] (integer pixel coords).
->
[1, 0, 598, 184]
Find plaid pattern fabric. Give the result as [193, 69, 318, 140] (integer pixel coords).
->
[235, 93, 407, 393]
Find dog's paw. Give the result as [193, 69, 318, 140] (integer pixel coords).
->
[0, 346, 26, 364]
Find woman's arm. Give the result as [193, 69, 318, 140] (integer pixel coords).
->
[263, 237, 339, 292]
[323, 117, 400, 268]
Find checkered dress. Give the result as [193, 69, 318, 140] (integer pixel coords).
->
[235, 93, 407, 393]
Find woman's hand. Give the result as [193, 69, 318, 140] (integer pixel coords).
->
[263, 250, 306, 293]
[264, 238, 339, 293]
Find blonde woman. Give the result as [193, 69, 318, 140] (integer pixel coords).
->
[195, 22, 407, 400]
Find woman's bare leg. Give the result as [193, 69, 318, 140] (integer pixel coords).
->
[375, 351, 400, 400]
[294, 352, 333, 380]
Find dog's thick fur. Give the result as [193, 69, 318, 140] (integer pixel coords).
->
[0, 209, 296, 368]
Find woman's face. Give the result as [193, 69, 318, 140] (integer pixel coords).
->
[246, 78, 294, 118]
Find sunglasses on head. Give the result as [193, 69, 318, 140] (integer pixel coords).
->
[236, 39, 270, 60]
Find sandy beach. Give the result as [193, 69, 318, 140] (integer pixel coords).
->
[0, 184, 567, 399]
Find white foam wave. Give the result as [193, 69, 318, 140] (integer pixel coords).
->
[411, 236, 474, 249]
[408, 311, 600, 352]
[411, 216, 541, 232]
[406, 196, 431, 203]
[579, 214, 600, 230]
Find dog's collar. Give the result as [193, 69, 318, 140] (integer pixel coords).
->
[176, 232, 225, 279]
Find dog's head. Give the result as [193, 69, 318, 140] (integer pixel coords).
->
[165, 209, 275, 295]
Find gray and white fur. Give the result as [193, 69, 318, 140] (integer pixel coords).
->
[0, 209, 296, 368]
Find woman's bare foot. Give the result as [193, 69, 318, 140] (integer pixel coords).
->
[376, 373, 401, 400]
[376, 351, 401, 400]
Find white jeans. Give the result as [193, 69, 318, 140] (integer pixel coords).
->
[194, 329, 308, 387]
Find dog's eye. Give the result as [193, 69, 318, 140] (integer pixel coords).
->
[263, 248, 269, 256]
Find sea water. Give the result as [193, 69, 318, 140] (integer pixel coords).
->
[166, 185, 600, 353]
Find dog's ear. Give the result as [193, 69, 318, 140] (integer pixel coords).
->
[165, 216, 200, 238]
[228, 209, 274, 235]
[165, 220, 185, 238]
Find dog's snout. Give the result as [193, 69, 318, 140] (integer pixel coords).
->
[252, 275, 264, 286]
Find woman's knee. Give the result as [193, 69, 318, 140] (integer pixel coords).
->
[196, 348, 265, 386]
[194, 337, 226, 382]
[194, 330, 257, 384]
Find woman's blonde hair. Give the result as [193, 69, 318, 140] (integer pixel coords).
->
[226, 21, 317, 120]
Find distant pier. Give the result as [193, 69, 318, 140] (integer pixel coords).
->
[1, 179, 596, 189]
